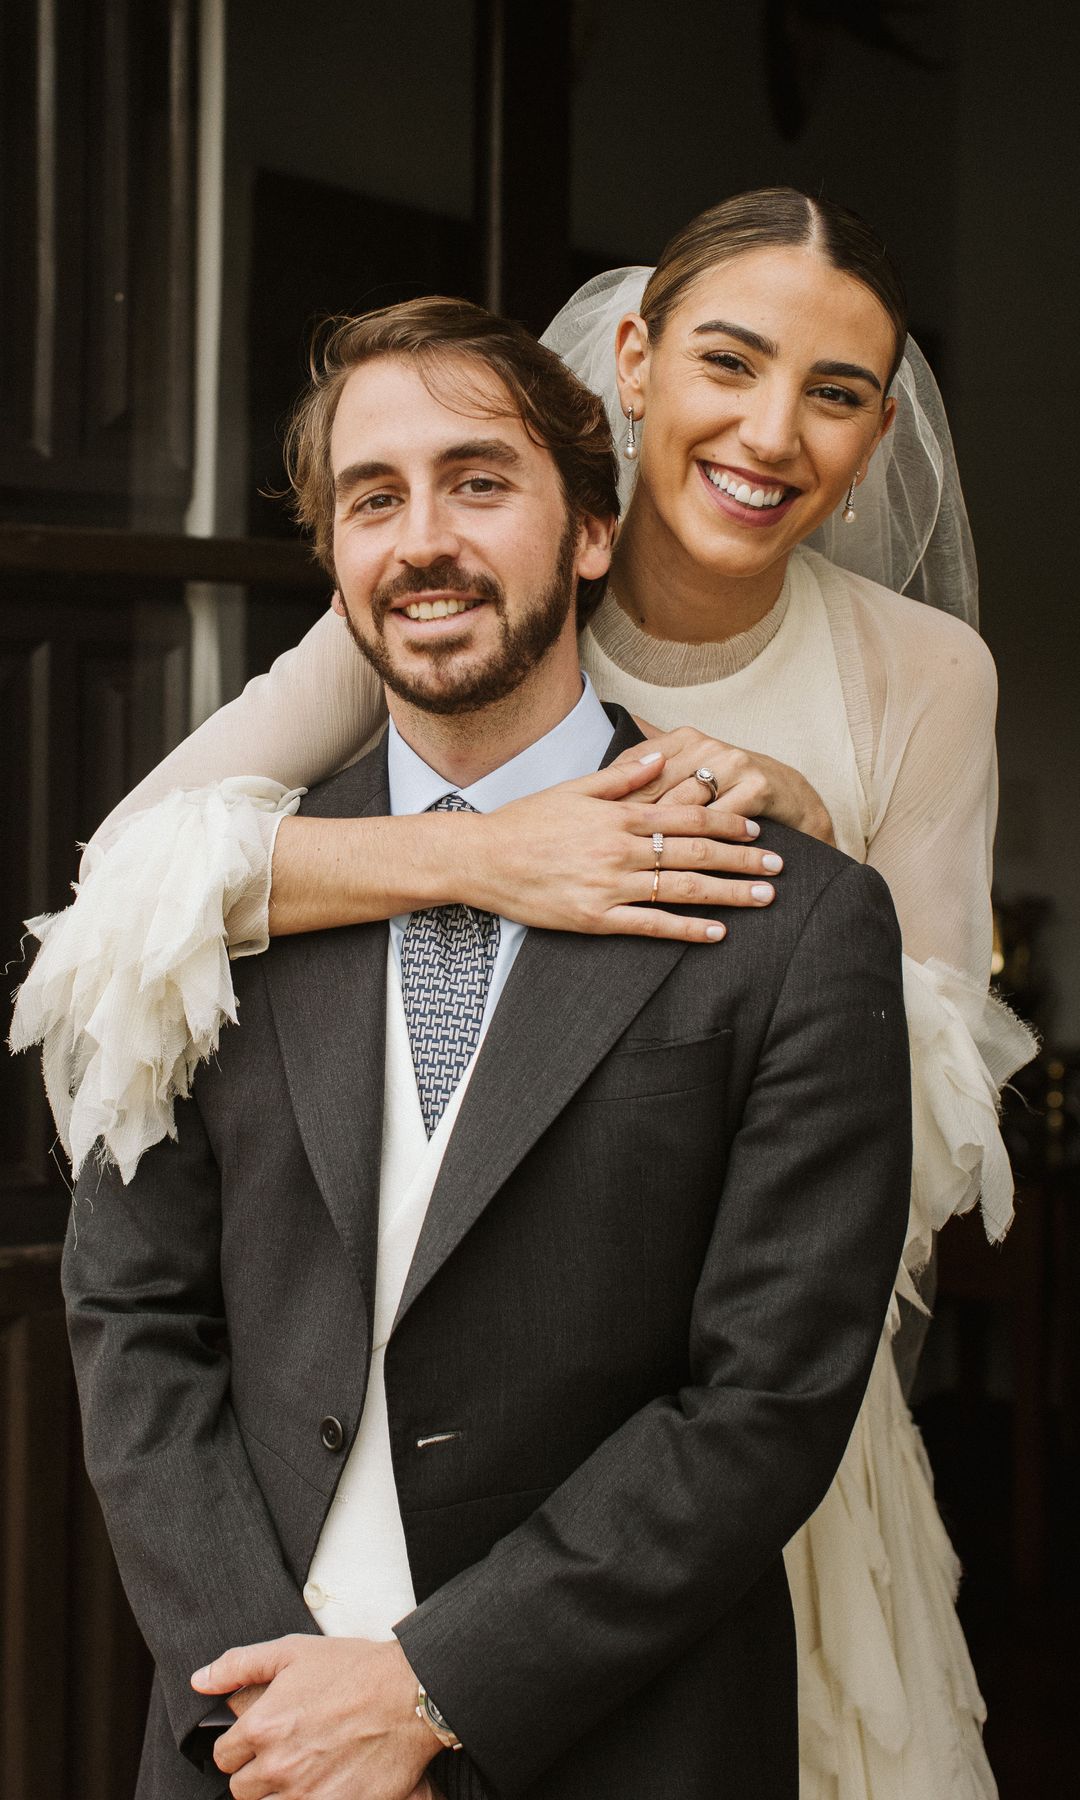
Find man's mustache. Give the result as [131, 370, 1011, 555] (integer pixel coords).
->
[371, 561, 504, 626]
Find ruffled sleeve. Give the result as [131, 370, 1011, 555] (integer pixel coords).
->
[10, 780, 304, 1183]
[895, 956, 1038, 1323]
[10, 605, 386, 1182]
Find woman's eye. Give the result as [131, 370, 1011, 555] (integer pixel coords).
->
[811, 384, 861, 408]
[702, 351, 750, 375]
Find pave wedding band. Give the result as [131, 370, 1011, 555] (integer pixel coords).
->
[695, 767, 720, 803]
[650, 831, 664, 903]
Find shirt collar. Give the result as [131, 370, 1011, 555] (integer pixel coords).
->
[387, 674, 614, 817]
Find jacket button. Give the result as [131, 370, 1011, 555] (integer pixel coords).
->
[319, 1415, 344, 1452]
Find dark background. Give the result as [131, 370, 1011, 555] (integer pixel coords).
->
[2, 2, 1077, 1795]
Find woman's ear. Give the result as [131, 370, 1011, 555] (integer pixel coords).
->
[859, 395, 898, 482]
[614, 312, 649, 418]
[575, 509, 616, 582]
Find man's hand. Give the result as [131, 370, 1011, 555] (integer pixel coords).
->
[192, 1634, 437, 1800]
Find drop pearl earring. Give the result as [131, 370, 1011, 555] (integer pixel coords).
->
[623, 406, 639, 461]
[843, 470, 859, 524]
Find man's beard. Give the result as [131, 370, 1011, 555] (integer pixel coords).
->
[338, 519, 577, 717]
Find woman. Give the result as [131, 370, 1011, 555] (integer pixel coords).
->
[14, 188, 1034, 1798]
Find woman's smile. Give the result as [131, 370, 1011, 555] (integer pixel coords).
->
[697, 460, 801, 527]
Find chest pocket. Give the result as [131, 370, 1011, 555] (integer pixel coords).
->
[577, 1027, 732, 1103]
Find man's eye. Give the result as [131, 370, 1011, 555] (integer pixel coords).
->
[356, 493, 397, 513]
[458, 477, 503, 495]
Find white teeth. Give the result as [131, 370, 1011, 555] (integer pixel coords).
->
[403, 597, 479, 620]
[705, 467, 787, 509]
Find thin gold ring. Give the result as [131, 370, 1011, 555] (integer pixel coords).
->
[650, 831, 664, 902]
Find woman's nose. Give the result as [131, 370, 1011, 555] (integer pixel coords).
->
[737, 383, 801, 466]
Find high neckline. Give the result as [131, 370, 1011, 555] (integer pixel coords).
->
[586, 573, 792, 688]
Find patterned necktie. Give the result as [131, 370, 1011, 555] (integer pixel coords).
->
[400, 793, 500, 1137]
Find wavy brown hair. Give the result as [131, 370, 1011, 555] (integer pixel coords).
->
[283, 296, 619, 626]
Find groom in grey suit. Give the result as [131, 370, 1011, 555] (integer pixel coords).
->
[64, 298, 911, 1800]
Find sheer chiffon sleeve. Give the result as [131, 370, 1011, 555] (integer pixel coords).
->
[10, 607, 384, 1180]
[832, 574, 1037, 1296]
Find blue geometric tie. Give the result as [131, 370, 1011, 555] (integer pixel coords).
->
[400, 794, 500, 1137]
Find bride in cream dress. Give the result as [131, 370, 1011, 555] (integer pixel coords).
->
[13, 189, 1034, 1799]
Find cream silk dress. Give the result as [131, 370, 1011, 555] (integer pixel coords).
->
[13, 545, 1035, 1800]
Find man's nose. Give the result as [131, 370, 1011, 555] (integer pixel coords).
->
[395, 493, 462, 568]
[737, 381, 802, 466]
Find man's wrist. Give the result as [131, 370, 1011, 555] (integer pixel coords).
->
[415, 1682, 462, 1753]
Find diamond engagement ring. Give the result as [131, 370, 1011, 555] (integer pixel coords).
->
[695, 767, 720, 803]
[650, 831, 664, 903]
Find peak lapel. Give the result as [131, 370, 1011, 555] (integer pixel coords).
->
[263, 742, 391, 1316]
[394, 924, 688, 1328]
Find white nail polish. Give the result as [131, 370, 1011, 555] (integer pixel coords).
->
[639, 750, 663, 765]
[705, 925, 725, 941]
[745, 819, 760, 837]
[762, 854, 783, 873]
[750, 883, 774, 902]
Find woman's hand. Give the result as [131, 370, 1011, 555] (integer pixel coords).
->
[464, 752, 785, 944]
[625, 723, 836, 845]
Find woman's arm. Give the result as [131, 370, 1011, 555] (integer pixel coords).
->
[855, 604, 1036, 1280]
[91, 607, 382, 847]
[862, 610, 998, 981]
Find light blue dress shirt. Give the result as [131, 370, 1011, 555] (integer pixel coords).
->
[387, 674, 615, 1041]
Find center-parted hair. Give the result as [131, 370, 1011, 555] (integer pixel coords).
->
[284, 296, 620, 626]
[641, 187, 909, 389]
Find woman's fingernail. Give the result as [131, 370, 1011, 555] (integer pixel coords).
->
[762, 853, 783, 873]
[745, 819, 760, 837]
[639, 750, 663, 765]
[706, 924, 726, 941]
[750, 883, 774, 902]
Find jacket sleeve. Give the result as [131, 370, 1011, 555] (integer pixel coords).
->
[396, 859, 911, 1795]
[61, 1098, 318, 1766]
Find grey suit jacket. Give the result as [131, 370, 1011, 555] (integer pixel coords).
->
[64, 708, 911, 1799]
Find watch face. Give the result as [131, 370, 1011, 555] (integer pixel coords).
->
[427, 1697, 449, 1730]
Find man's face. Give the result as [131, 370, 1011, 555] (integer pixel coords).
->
[329, 354, 601, 715]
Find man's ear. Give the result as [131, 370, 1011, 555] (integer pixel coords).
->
[575, 511, 616, 582]
[614, 312, 649, 417]
[331, 589, 346, 617]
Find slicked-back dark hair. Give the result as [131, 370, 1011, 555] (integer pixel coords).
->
[283, 296, 619, 625]
[641, 187, 908, 388]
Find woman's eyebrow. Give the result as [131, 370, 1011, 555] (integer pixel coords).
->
[692, 320, 778, 357]
[810, 359, 883, 393]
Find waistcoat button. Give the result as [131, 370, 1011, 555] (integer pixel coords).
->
[319, 1415, 344, 1452]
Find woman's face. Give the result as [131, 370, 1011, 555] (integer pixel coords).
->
[616, 246, 898, 585]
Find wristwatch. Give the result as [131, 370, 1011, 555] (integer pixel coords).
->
[416, 1683, 462, 1752]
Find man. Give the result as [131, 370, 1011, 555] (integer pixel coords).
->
[64, 298, 910, 1800]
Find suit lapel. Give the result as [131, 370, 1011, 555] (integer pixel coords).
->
[263, 742, 391, 1318]
[394, 924, 688, 1326]
[394, 706, 688, 1326]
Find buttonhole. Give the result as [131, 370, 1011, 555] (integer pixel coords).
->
[416, 1431, 463, 1449]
